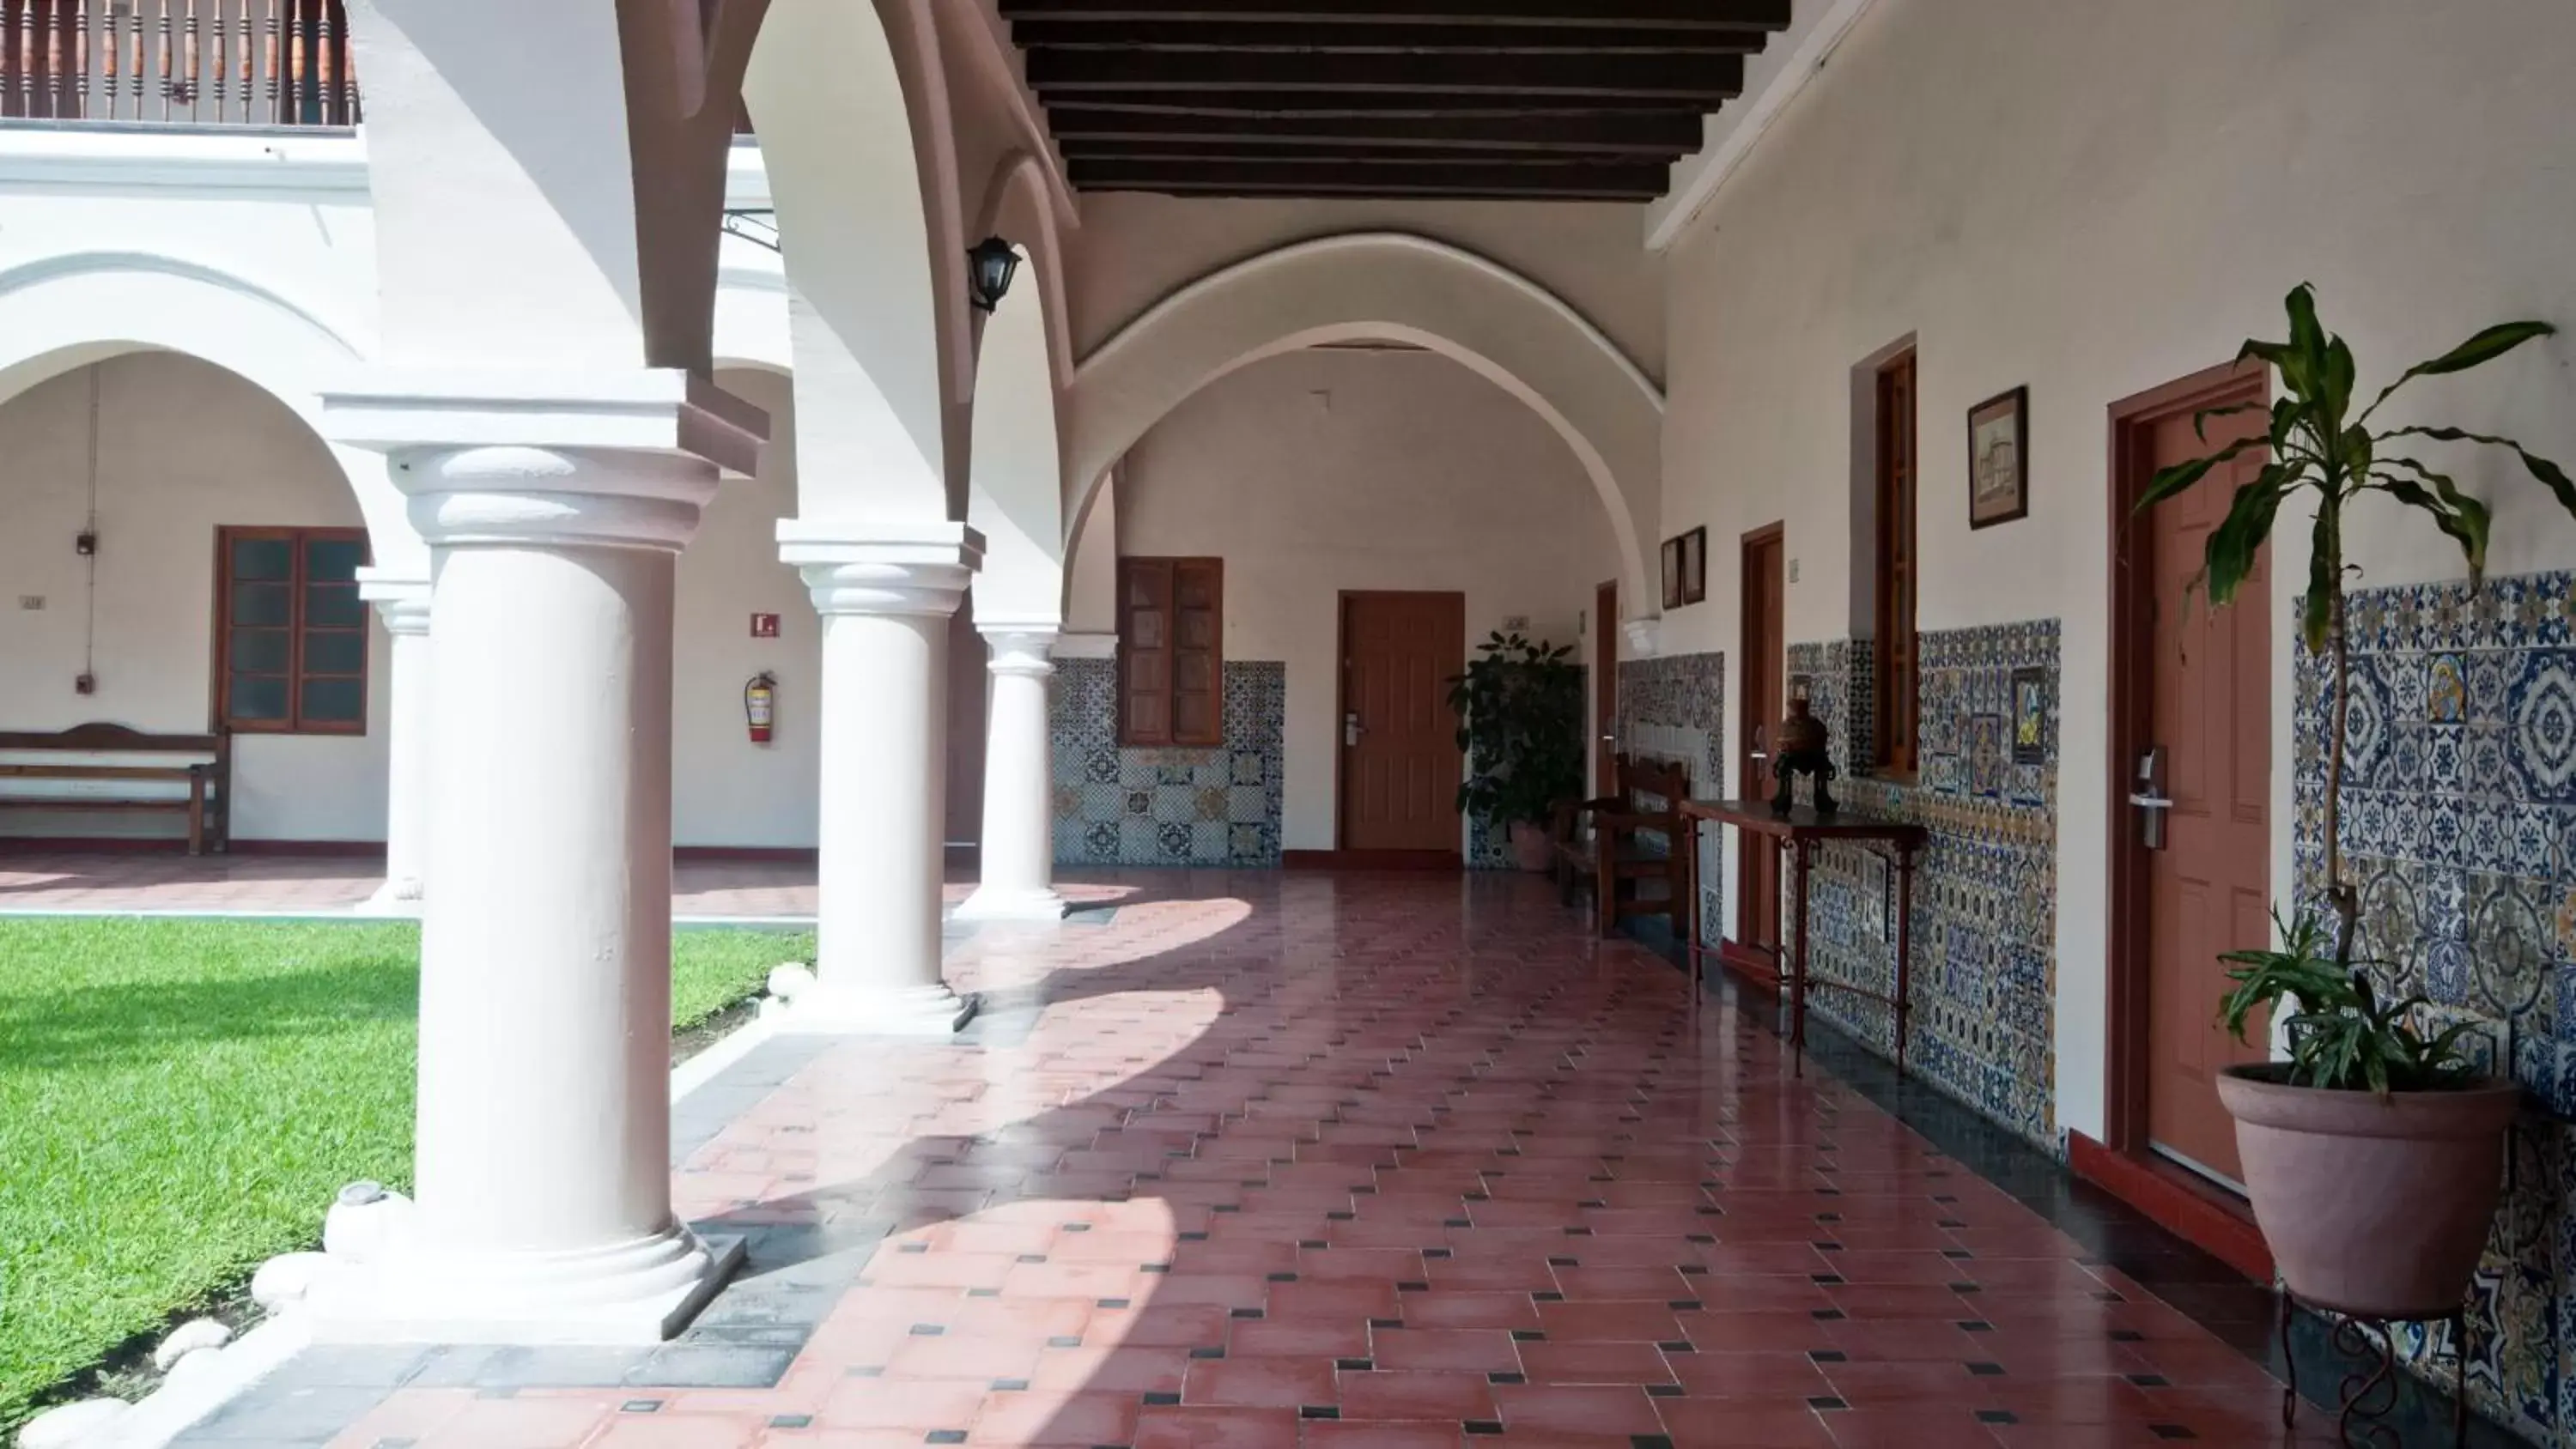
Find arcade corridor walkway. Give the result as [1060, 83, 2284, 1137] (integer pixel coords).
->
[183, 873, 2324, 1449]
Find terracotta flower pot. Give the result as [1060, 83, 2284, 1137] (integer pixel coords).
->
[1507, 822, 1554, 874]
[2217, 1064, 2520, 1318]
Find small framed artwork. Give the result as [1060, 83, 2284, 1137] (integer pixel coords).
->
[2011, 665, 2049, 764]
[1680, 526, 1708, 604]
[1968, 385, 2030, 530]
[1662, 537, 1685, 609]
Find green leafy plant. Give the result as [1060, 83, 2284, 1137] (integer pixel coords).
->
[2139, 283, 2568, 1088]
[2218, 910, 2479, 1093]
[1449, 632, 1584, 831]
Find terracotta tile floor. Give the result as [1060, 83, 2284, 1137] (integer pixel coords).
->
[232, 870, 2345, 1448]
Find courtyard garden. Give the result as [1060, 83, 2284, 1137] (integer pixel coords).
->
[0, 918, 807, 1431]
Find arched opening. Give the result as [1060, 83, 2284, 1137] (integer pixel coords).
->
[1064, 233, 1664, 612]
[0, 347, 392, 846]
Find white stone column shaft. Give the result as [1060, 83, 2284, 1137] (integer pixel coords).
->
[314, 370, 763, 1345]
[958, 626, 1063, 922]
[781, 520, 985, 1034]
[358, 573, 431, 912]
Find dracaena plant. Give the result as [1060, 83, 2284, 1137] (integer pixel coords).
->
[2218, 912, 2479, 1094]
[2137, 284, 2569, 1086]
[1449, 633, 1584, 830]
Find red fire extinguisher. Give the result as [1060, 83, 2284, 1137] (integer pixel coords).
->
[744, 672, 778, 744]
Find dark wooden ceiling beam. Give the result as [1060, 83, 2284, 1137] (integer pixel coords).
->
[1066, 155, 1669, 200]
[1059, 139, 1689, 167]
[1028, 48, 1744, 100]
[1045, 106, 1706, 155]
[999, 0, 1790, 29]
[1045, 90, 1688, 115]
[1012, 20, 1766, 53]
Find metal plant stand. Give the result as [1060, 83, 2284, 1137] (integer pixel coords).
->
[2279, 1290, 2467, 1448]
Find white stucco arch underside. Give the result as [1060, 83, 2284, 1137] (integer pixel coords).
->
[0, 252, 418, 573]
[1066, 232, 1666, 609]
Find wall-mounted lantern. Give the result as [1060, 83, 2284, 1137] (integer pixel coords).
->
[966, 235, 1022, 314]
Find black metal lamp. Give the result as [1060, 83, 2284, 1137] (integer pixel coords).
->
[966, 235, 1022, 313]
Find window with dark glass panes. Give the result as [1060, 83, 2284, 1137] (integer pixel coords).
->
[216, 527, 370, 734]
[1118, 557, 1223, 748]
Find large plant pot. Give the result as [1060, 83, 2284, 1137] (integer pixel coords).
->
[1507, 822, 1554, 874]
[2217, 1064, 2520, 1318]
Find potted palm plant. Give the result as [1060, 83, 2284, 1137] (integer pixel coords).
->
[2139, 284, 2567, 1317]
[1449, 632, 1584, 872]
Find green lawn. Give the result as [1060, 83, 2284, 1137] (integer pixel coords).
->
[0, 919, 808, 1430]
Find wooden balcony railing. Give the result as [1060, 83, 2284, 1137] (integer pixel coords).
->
[2, 0, 357, 127]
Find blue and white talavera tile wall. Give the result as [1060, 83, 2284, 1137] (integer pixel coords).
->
[1614, 652, 1725, 925]
[1785, 621, 2061, 1149]
[2294, 569, 2576, 1442]
[1049, 658, 1285, 868]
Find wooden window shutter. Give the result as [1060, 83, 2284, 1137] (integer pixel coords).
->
[1170, 559, 1224, 747]
[1120, 558, 1174, 746]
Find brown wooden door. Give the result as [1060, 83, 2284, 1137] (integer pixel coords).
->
[1737, 526, 1785, 955]
[1342, 591, 1467, 853]
[2142, 398, 2272, 1187]
[1595, 581, 1619, 792]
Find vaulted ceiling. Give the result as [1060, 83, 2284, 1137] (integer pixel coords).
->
[997, 1, 1794, 203]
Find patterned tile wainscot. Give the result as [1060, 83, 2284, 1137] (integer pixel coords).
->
[1615, 652, 1724, 926]
[1785, 621, 2060, 1149]
[2294, 568, 2576, 1443]
[1051, 658, 1285, 868]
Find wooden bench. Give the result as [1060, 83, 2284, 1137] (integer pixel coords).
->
[0, 724, 233, 854]
[1550, 753, 1692, 939]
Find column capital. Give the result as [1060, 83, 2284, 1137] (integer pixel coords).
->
[979, 623, 1060, 678]
[780, 519, 986, 618]
[356, 569, 432, 636]
[322, 367, 766, 552]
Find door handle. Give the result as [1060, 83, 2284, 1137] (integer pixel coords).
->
[2128, 792, 2173, 810]
[1346, 712, 1366, 747]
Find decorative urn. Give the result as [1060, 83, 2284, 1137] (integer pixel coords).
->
[1770, 695, 1838, 815]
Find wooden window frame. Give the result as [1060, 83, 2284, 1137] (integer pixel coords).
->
[214, 524, 372, 737]
[1117, 555, 1224, 749]
[1872, 350, 1921, 779]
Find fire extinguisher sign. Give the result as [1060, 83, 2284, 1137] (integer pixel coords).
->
[750, 613, 781, 639]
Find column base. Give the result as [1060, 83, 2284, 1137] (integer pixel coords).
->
[784, 982, 981, 1036]
[307, 1226, 744, 1347]
[953, 886, 1067, 924]
[354, 878, 425, 917]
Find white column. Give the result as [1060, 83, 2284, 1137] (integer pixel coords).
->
[357, 572, 431, 913]
[312, 370, 760, 1345]
[957, 625, 1063, 923]
[779, 519, 984, 1034]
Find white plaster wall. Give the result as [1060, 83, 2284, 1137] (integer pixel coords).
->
[1656, 0, 2576, 1142]
[1119, 349, 1619, 852]
[0, 353, 389, 841]
[673, 367, 822, 849]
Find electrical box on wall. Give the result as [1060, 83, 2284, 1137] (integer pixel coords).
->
[1503, 615, 1530, 633]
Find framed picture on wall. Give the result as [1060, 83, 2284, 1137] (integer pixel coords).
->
[1680, 526, 1709, 604]
[1662, 537, 1685, 609]
[1968, 385, 2030, 529]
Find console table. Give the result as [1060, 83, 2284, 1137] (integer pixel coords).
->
[1675, 799, 1929, 1076]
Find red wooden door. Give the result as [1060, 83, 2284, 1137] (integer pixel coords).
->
[1342, 592, 1466, 853]
[1737, 527, 1785, 955]
[2143, 403, 2272, 1187]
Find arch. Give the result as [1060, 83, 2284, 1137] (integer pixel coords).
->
[966, 241, 1065, 630]
[969, 150, 1076, 397]
[0, 251, 419, 573]
[744, 0, 972, 524]
[1065, 233, 1665, 612]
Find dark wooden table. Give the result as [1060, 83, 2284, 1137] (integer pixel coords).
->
[1675, 798, 1929, 1075]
